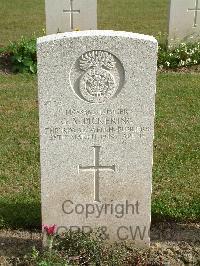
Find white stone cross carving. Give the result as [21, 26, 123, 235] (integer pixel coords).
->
[63, 0, 80, 30]
[188, 0, 200, 27]
[45, 0, 97, 34]
[78, 146, 115, 202]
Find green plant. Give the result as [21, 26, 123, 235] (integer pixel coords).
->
[6, 36, 37, 73]
[158, 42, 200, 69]
[28, 246, 69, 266]
[1, 30, 200, 75]
[54, 230, 103, 265]
[25, 231, 145, 265]
[2, 36, 200, 75]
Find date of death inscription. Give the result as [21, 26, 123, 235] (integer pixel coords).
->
[44, 108, 152, 142]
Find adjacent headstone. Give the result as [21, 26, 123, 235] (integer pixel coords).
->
[45, 0, 97, 35]
[168, 0, 200, 46]
[37, 30, 158, 247]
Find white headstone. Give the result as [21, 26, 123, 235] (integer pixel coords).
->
[45, 0, 97, 35]
[37, 31, 158, 247]
[168, 0, 200, 46]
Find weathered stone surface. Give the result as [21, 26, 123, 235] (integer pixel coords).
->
[37, 30, 157, 247]
[45, 0, 97, 35]
[168, 0, 200, 46]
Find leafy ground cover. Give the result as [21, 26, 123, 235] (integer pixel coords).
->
[2, 37, 200, 75]
[1, 224, 200, 265]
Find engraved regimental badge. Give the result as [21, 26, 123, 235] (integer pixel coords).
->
[70, 50, 125, 103]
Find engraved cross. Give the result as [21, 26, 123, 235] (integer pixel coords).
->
[188, 0, 200, 27]
[63, 0, 80, 30]
[78, 146, 115, 202]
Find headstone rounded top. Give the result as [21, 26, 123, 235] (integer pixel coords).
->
[37, 30, 158, 45]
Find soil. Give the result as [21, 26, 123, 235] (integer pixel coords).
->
[0, 53, 13, 74]
[0, 222, 199, 265]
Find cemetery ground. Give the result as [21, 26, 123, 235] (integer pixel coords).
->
[0, 0, 200, 265]
[0, 73, 200, 265]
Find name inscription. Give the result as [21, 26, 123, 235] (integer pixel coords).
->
[44, 108, 152, 142]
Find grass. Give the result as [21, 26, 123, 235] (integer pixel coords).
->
[0, 73, 199, 229]
[153, 73, 200, 221]
[0, 74, 40, 228]
[0, 0, 45, 47]
[0, 0, 169, 47]
[0, 0, 199, 229]
[98, 0, 168, 40]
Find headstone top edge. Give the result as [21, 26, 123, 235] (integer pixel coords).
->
[37, 30, 158, 45]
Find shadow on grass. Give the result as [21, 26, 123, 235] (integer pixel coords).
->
[151, 222, 200, 243]
[0, 198, 41, 230]
[152, 198, 200, 223]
